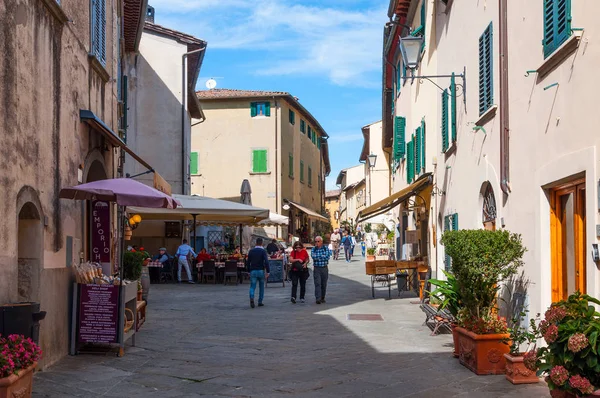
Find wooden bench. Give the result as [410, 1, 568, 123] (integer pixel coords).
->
[136, 300, 146, 332]
[419, 303, 454, 335]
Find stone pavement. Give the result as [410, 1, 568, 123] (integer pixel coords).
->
[33, 256, 551, 397]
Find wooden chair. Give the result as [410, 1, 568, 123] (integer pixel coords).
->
[223, 261, 238, 285]
[202, 260, 217, 284]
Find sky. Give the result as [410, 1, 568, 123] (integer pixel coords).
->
[150, 0, 388, 190]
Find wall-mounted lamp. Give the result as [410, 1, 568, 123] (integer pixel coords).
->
[367, 153, 378, 169]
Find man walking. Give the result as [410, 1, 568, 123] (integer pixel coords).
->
[246, 238, 270, 308]
[175, 239, 196, 284]
[330, 229, 341, 260]
[311, 236, 331, 304]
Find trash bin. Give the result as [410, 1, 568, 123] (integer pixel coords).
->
[396, 271, 409, 293]
[0, 302, 47, 344]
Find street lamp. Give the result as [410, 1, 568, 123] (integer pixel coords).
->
[367, 153, 377, 169]
[399, 36, 424, 70]
[367, 153, 377, 207]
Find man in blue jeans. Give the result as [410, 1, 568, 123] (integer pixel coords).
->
[245, 238, 270, 308]
[311, 236, 332, 304]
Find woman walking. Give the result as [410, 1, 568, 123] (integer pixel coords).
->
[288, 241, 310, 303]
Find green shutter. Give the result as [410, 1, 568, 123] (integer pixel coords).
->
[407, 139, 414, 184]
[265, 102, 271, 117]
[300, 120, 305, 133]
[252, 150, 267, 173]
[452, 213, 459, 231]
[190, 152, 198, 175]
[251, 102, 257, 117]
[478, 23, 493, 116]
[300, 160, 304, 182]
[544, 0, 571, 58]
[441, 89, 449, 152]
[444, 215, 451, 270]
[289, 109, 295, 125]
[421, 119, 426, 173]
[289, 153, 294, 177]
[415, 127, 421, 174]
[307, 126, 312, 140]
[450, 74, 457, 143]
[308, 166, 312, 186]
[92, 0, 107, 66]
[394, 116, 406, 160]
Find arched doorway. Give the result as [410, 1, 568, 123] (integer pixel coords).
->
[18, 202, 43, 302]
[481, 182, 497, 231]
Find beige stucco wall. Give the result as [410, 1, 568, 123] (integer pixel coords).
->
[0, 0, 120, 367]
[364, 121, 391, 206]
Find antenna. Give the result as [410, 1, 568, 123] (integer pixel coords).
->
[205, 79, 217, 90]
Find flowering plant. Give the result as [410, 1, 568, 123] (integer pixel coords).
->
[459, 309, 509, 334]
[0, 334, 42, 378]
[524, 292, 600, 396]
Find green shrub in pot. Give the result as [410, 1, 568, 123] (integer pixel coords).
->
[123, 251, 145, 281]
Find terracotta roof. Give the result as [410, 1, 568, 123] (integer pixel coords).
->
[144, 22, 206, 46]
[388, 0, 412, 19]
[325, 189, 341, 198]
[123, 0, 148, 52]
[197, 88, 331, 175]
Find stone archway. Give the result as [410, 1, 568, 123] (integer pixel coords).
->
[17, 201, 43, 302]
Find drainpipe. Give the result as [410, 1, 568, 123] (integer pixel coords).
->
[182, 47, 206, 195]
[499, 0, 511, 195]
[273, 97, 279, 238]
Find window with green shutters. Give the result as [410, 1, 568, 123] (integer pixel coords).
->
[252, 149, 268, 173]
[544, 0, 571, 58]
[91, 0, 107, 66]
[308, 166, 312, 186]
[289, 109, 295, 125]
[478, 23, 493, 116]
[415, 127, 422, 174]
[444, 213, 459, 270]
[441, 89, 449, 152]
[190, 152, 199, 175]
[420, 119, 426, 174]
[407, 139, 414, 184]
[300, 120, 306, 134]
[393, 116, 406, 163]
[300, 160, 305, 183]
[288, 153, 294, 178]
[307, 126, 313, 141]
[450, 74, 457, 143]
[251, 102, 271, 117]
[317, 136, 321, 149]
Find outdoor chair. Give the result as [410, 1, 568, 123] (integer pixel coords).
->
[159, 258, 175, 283]
[202, 260, 217, 284]
[223, 261, 238, 285]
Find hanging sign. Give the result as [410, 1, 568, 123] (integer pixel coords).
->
[91, 200, 111, 263]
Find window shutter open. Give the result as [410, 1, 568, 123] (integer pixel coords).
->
[478, 23, 493, 116]
[92, 0, 106, 66]
[444, 215, 451, 270]
[544, 0, 571, 58]
[289, 109, 295, 124]
[452, 213, 459, 231]
[421, 119, 426, 173]
[394, 116, 406, 160]
[450, 74, 457, 143]
[407, 139, 414, 184]
[190, 152, 198, 175]
[441, 89, 449, 152]
[265, 102, 271, 117]
[250, 102, 257, 117]
[415, 127, 422, 174]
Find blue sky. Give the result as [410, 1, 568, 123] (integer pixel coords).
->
[151, 0, 388, 190]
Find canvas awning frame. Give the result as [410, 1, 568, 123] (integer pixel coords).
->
[286, 200, 329, 223]
[356, 173, 433, 223]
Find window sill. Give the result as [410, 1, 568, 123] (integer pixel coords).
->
[536, 32, 582, 79]
[476, 105, 498, 127]
[249, 172, 271, 176]
[443, 142, 457, 157]
[89, 55, 110, 83]
[41, 0, 69, 23]
[251, 115, 270, 119]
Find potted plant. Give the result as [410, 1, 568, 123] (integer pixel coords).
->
[441, 229, 526, 375]
[366, 248, 376, 262]
[123, 251, 145, 281]
[524, 292, 600, 397]
[429, 270, 462, 357]
[0, 334, 42, 398]
[503, 311, 541, 384]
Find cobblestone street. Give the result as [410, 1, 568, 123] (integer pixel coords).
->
[33, 257, 550, 397]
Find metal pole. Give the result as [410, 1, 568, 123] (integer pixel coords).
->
[192, 214, 197, 251]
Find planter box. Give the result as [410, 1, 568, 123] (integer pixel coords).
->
[504, 353, 539, 384]
[451, 323, 460, 358]
[0, 362, 36, 398]
[456, 326, 510, 375]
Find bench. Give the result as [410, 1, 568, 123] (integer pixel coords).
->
[419, 303, 454, 336]
[136, 300, 146, 332]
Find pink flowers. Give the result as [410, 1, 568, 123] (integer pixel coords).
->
[545, 306, 567, 324]
[0, 335, 42, 379]
[523, 350, 538, 372]
[544, 324, 559, 344]
[567, 333, 589, 353]
[569, 375, 595, 395]
[549, 366, 569, 386]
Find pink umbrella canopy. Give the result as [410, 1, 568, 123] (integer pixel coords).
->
[59, 178, 181, 209]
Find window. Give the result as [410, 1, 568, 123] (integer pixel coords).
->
[441, 89, 449, 152]
[308, 166, 312, 186]
[300, 160, 305, 183]
[317, 136, 321, 149]
[252, 149, 268, 173]
[420, 119, 426, 174]
[544, 0, 572, 58]
[250, 102, 271, 117]
[190, 152, 199, 175]
[307, 126, 312, 141]
[478, 23, 493, 116]
[288, 153, 294, 178]
[410, 0, 426, 50]
[444, 213, 459, 270]
[407, 138, 414, 184]
[91, 0, 106, 66]
[289, 109, 295, 125]
[393, 116, 406, 164]
[415, 127, 422, 173]
[300, 120, 306, 134]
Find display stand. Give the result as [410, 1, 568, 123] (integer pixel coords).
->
[266, 259, 285, 287]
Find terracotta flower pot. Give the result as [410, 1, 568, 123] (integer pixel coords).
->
[456, 326, 510, 375]
[451, 323, 460, 358]
[0, 362, 37, 398]
[366, 255, 376, 262]
[503, 353, 539, 384]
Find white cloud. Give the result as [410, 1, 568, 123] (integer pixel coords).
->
[149, 0, 386, 87]
[328, 133, 364, 143]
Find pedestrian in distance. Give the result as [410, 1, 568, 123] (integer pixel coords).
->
[330, 229, 341, 260]
[288, 241, 310, 304]
[175, 239, 196, 284]
[246, 237, 270, 308]
[311, 236, 331, 304]
[341, 231, 352, 263]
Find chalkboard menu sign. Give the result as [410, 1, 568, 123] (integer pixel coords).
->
[78, 284, 119, 344]
[267, 259, 284, 285]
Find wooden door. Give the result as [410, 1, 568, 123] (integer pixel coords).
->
[550, 179, 586, 302]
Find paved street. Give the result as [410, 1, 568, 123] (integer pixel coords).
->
[33, 257, 550, 397]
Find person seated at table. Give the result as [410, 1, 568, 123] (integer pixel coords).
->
[231, 246, 243, 260]
[196, 248, 212, 262]
[150, 248, 170, 283]
[266, 239, 280, 257]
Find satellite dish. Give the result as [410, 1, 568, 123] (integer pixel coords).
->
[206, 79, 217, 89]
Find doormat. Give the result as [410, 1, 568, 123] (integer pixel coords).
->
[347, 314, 384, 321]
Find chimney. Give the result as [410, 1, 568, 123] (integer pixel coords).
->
[146, 5, 155, 23]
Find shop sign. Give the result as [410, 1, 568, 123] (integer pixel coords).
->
[91, 200, 111, 263]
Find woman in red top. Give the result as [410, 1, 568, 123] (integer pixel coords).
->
[288, 241, 310, 303]
[196, 248, 212, 262]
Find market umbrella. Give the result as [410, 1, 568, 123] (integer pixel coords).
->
[59, 178, 181, 209]
[240, 179, 253, 251]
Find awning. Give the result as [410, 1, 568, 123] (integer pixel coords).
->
[287, 201, 329, 223]
[356, 173, 433, 223]
[80, 109, 152, 171]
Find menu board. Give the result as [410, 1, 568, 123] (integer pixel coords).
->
[78, 284, 119, 344]
[267, 259, 284, 284]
